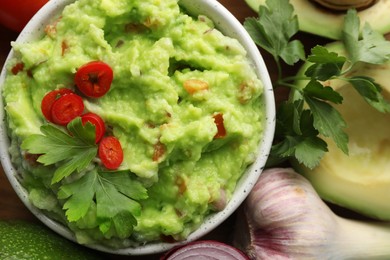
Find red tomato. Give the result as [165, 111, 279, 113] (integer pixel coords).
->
[213, 113, 226, 139]
[74, 61, 113, 98]
[41, 88, 74, 122]
[81, 112, 106, 143]
[0, 0, 48, 32]
[51, 93, 84, 126]
[98, 136, 123, 170]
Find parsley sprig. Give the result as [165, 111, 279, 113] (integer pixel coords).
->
[244, 0, 390, 168]
[21, 117, 148, 238]
[58, 169, 148, 238]
[21, 117, 97, 184]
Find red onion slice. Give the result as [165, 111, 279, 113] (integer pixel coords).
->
[161, 240, 249, 260]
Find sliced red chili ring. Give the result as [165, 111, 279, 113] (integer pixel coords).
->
[98, 136, 124, 170]
[51, 93, 84, 126]
[41, 88, 74, 122]
[74, 61, 113, 98]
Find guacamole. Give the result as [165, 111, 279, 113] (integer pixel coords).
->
[2, 0, 264, 247]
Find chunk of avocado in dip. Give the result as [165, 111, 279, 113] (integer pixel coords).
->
[2, 0, 265, 248]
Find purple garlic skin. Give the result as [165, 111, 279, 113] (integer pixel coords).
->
[234, 168, 339, 259]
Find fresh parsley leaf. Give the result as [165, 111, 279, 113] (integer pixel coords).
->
[303, 80, 343, 104]
[296, 109, 328, 168]
[280, 40, 306, 66]
[58, 169, 148, 238]
[299, 108, 321, 138]
[270, 136, 300, 159]
[57, 169, 96, 221]
[67, 116, 96, 144]
[269, 101, 328, 168]
[52, 148, 97, 184]
[274, 99, 317, 136]
[245, 0, 390, 169]
[342, 9, 390, 64]
[341, 9, 360, 62]
[347, 76, 390, 112]
[98, 170, 148, 201]
[274, 99, 303, 136]
[304, 96, 349, 154]
[294, 136, 328, 169]
[21, 117, 97, 184]
[305, 46, 347, 81]
[244, 0, 304, 65]
[269, 101, 302, 164]
[348, 76, 381, 102]
[307, 45, 347, 65]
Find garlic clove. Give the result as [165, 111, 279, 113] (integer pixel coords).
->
[233, 168, 390, 259]
[234, 168, 340, 259]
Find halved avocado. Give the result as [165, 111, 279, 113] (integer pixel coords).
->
[245, 0, 390, 39]
[293, 41, 390, 220]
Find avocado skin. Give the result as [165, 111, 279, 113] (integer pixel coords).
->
[0, 220, 102, 260]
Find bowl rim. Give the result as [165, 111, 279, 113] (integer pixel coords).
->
[0, 0, 275, 255]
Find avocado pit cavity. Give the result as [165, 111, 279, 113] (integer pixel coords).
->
[311, 0, 379, 11]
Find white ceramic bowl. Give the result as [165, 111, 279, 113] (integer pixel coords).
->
[0, 0, 275, 255]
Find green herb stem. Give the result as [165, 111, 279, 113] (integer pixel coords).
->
[244, 0, 390, 168]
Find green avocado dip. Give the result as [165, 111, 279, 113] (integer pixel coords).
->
[2, 0, 265, 248]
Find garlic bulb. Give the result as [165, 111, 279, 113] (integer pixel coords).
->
[234, 168, 390, 259]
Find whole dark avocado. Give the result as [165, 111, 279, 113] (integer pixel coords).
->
[0, 220, 102, 260]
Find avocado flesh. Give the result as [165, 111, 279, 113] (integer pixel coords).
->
[244, 0, 390, 40]
[293, 42, 390, 220]
[0, 220, 102, 259]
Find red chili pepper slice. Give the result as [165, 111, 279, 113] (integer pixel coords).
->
[74, 61, 113, 98]
[98, 136, 124, 170]
[41, 88, 74, 122]
[213, 113, 226, 139]
[81, 112, 106, 143]
[51, 93, 84, 126]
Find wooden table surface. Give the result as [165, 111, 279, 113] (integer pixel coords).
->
[0, 1, 329, 259]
